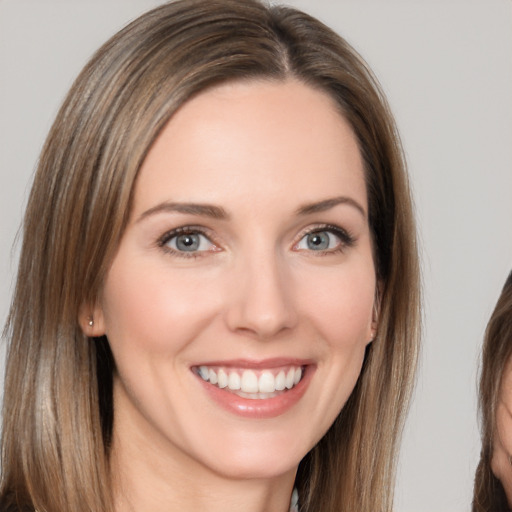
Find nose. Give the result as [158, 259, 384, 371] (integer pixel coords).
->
[224, 251, 298, 339]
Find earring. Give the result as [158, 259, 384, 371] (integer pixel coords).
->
[88, 318, 94, 327]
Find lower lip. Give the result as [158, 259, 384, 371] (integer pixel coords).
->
[196, 367, 313, 419]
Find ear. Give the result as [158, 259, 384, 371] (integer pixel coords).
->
[368, 284, 381, 343]
[78, 300, 106, 338]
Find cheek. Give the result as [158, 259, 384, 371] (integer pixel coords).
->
[292, 263, 375, 438]
[497, 401, 512, 454]
[100, 255, 222, 355]
[297, 261, 376, 345]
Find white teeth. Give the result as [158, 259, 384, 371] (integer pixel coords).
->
[197, 366, 304, 396]
[240, 370, 259, 393]
[275, 371, 286, 391]
[217, 369, 228, 388]
[228, 372, 241, 390]
[208, 369, 218, 385]
[258, 371, 275, 393]
[199, 366, 209, 380]
[285, 368, 295, 389]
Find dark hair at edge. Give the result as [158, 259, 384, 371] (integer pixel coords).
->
[473, 270, 512, 512]
[0, 1, 420, 511]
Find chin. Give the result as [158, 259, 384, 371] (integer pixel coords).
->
[193, 433, 307, 481]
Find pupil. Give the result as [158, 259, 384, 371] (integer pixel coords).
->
[308, 232, 328, 250]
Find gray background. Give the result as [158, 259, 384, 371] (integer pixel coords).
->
[1, 1, 511, 510]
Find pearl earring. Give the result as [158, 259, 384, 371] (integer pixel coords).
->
[88, 318, 94, 327]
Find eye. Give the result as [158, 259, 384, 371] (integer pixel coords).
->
[297, 231, 339, 251]
[294, 226, 354, 253]
[159, 228, 218, 255]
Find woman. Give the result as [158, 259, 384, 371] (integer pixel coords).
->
[474, 270, 512, 511]
[0, 1, 420, 511]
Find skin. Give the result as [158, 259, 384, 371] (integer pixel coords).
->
[83, 79, 378, 512]
[492, 358, 512, 505]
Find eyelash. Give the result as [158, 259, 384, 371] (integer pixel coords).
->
[156, 223, 356, 258]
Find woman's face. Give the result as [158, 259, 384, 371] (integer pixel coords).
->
[493, 358, 512, 505]
[92, 79, 377, 480]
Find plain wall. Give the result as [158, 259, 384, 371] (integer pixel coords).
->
[1, 1, 511, 510]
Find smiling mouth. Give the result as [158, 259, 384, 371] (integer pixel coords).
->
[193, 365, 304, 399]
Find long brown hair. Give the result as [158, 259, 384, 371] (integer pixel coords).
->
[0, 1, 421, 511]
[473, 271, 512, 511]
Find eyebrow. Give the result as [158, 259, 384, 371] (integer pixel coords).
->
[137, 202, 229, 222]
[137, 196, 365, 223]
[296, 196, 367, 218]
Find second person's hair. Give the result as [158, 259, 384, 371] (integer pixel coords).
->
[473, 270, 512, 511]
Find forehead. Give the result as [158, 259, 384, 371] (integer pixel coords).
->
[133, 79, 366, 216]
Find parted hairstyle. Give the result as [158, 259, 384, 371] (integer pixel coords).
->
[473, 271, 512, 512]
[0, 1, 421, 511]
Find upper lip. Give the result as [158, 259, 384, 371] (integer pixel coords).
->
[191, 357, 314, 369]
